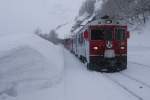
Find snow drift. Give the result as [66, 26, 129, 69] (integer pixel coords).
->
[0, 34, 64, 99]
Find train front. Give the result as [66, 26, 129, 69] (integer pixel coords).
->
[87, 20, 130, 72]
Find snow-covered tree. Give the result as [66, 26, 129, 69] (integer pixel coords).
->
[48, 30, 58, 44]
[34, 28, 42, 35]
[79, 0, 96, 16]
[97, 0, 150, 24]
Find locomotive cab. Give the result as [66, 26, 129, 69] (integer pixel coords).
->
[87, 19, 129, 72]
[67, 17, 130, 72]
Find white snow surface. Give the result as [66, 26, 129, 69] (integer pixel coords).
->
[129, 21, 150, 65]
[1, 17, 150, 100]
[0, 34, 64, 100]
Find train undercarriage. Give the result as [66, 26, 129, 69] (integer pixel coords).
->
[86, 56, 127, 72]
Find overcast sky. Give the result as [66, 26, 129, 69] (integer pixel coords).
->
[0, 0, 83, 37]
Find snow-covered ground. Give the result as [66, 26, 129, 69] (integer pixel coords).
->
[0, 34, 64, 100]
[64, 50, 138, 100]
[1, 18, 150, 100]
[129, 22, 150, 66]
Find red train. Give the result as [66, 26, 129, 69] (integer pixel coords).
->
[65, 17, 130, 72]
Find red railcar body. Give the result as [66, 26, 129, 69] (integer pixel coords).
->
[65, 18, 130, 72]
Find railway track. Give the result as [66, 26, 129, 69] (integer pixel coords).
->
[101, 61, 150, 100]
[103, 70, 150, 100]
[103, 74, 144, 100]
[129, 61, 150, 70]
[120, 72, 150, 89]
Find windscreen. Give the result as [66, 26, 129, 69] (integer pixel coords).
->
[115, 28, 126, 40]
[91, 29, 113, 40]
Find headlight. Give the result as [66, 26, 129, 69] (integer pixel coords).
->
[93, 46, 99, 50]
[120, 46, 125, 50]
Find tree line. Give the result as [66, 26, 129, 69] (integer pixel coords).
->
[35, 28, 62, 45]
[75, 0, 150, 27]
[98, 0, 150, 25]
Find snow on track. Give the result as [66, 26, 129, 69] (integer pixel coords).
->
[129, 61, 150, 69]
[103, 74, 144, 100]
[103, 73, 150, 100]
[123, 62, 150, 87]
[103, 61, 150, 100]
[64, 49, 137, 100]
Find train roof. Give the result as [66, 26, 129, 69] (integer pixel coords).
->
[71, 18, 126, 36]
[88, 18, 126, 26]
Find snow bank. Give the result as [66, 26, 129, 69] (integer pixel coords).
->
[129, 20, 150, 65]
[0, 34, 64, 99]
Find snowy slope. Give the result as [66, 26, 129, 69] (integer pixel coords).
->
[0, 34, 64, 100]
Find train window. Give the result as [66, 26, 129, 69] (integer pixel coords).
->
[115, 29, 126, 40]
[78, 34, 84, 44]
[91, 29, 113, 40]
[104, 29, 113, 40]
[91, 29, 104, 40]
